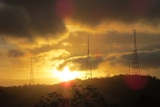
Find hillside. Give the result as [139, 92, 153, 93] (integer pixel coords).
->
[0, 75, 160, 107]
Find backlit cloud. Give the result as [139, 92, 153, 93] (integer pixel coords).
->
[0, 0, 66, 39]
[1, 0, 160, 39]
[0, 0, 160, 85]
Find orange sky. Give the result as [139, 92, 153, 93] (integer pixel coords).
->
[0, 0, 160, 86]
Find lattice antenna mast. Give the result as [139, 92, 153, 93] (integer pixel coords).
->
[131, 29, 140, 75]
[30, 56, 34, 85]
[85, 35, 92, 79]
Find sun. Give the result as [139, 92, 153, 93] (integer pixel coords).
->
[54, 66, 83, 82]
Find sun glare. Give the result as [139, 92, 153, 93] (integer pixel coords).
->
[54, 66, 83, 82]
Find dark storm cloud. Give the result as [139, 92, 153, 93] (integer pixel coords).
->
[72, 0, 160, 26]
[89, 30, 160, 54]
[0, 0, 66, 38]
[0, 36, 6, 44]
[135, 32, 160, 51]
[58, 55, 104, 71]
[30, 45, 53, 55]
[92, 29, 160, 69]
[106, 49, 160, 69]
[8, 49, 24, 57]
[1, 0, 160, 38]
[139, 50, 160, 68]
[0, 3, 32, 37]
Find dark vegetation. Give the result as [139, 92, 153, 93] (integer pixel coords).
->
[0, 75, 160, 107]
[35, 85, 107, 107]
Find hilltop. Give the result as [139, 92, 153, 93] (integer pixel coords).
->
[0, 75, 160, 107]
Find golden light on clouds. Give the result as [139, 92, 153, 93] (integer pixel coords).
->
[65, 20, 160, 35]
[0, 0, 160, 86]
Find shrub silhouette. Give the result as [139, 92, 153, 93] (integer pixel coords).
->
[35, 92, 69, 107]
[35, 84, 107, 107]
[70, 84, 107, 107]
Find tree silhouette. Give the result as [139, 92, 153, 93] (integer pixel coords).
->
[70, 84, 107, 107]
[35, 84, 107, 107]
[35, 92, 69, 107]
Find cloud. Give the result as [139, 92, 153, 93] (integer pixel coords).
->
[1, 0, 160, 39]
[30, 45, 53, 55]
[105, 49, 160, 69]
[0, 0, 160, 79]
[86, 30, 160, 54]
[0, 36, 6, 44]
[57, 54, 104, 71]
[8, 49, 24, 57]
[139, 50, 160, 68]
[0, 4, 31, 37]
[0, 0, 66, 39]
[72, 0, 160, 26]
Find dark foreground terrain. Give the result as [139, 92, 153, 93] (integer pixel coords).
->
[0, 75, 160, 107]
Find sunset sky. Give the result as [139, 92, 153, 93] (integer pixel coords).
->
[0, 0, 160, 86]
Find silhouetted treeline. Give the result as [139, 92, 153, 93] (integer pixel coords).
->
[35, 84, 107, 107]
[0, 75, 160, 107]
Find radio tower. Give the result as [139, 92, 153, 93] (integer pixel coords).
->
[85, 35, 92, 79]
[131, 29, 141, 75]
[29, 56, 34, 85]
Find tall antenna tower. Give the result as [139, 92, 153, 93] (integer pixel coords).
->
[85, 35, 92, 79]
[29, 56, 34, 85]
[131, 29, 141, 75]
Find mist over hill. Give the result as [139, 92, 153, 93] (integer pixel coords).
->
[0, 75, 160, 107]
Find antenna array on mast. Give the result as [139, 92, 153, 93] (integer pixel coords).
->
[29, 56, 34, 85]
[131, 29, 141, 75]
[85, 35, 92, 79]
